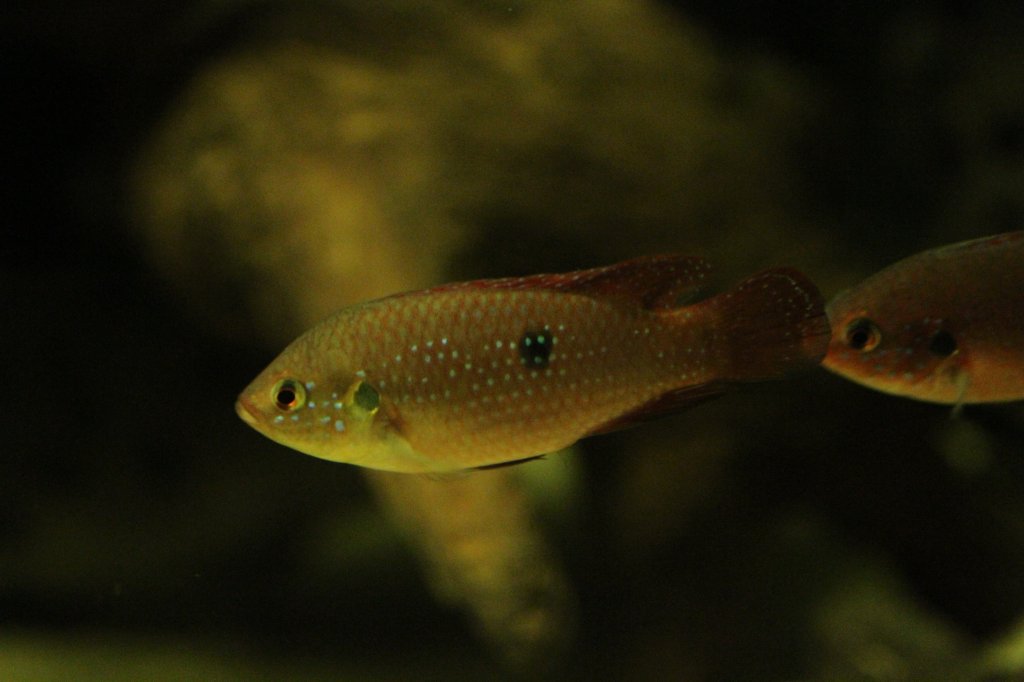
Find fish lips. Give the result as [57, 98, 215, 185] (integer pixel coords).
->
[235, 394, 261, 426]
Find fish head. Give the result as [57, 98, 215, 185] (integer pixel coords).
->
[823, 288, 966, 403]
[235, 332, 419, 469]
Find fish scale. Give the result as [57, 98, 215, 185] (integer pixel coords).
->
[346, 288, 698, 467]
[237, 255, 828, 472]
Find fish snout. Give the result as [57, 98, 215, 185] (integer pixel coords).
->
[236, 395, 261, 426]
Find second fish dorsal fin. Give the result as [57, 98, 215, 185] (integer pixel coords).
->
[442, 255, 713, 310]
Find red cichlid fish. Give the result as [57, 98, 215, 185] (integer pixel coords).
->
[824, 231, 1024, 404]
[236, 255, 829, 472]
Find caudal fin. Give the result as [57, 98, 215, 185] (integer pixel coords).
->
[710, 267, 830, 381]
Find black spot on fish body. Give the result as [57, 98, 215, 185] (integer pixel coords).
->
[928, 329, 958, 357]
[519, 330, 551, 368]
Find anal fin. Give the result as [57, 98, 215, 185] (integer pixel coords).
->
[587, 382, 726, 436]
[473, 455, 546, 471]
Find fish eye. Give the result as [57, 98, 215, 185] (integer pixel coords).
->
[845, 318, 881, 352]
[272, 379, 306, 411]
[928, 329, 957, 357]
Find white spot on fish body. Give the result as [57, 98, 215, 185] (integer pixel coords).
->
[355, 370, 366, 378]
[305, 381, 316, 390]
[273, 415, 284, 424]
[334, 419, 345, 432]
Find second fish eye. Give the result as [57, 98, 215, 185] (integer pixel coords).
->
[845, 318, 881, 352]
[272, 379, 306, 411]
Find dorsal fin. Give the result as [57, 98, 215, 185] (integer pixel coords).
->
[435, 255, 713, 311]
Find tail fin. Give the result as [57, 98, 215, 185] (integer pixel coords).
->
[708, 267, 830, 381]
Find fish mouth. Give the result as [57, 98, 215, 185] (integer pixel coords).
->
[235, 395, 260, 426]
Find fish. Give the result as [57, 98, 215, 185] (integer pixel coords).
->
[236, 255, 830, 473]
[823, 231, 1024, 404]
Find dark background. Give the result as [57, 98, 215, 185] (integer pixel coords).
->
[5, 1, 1024, 679]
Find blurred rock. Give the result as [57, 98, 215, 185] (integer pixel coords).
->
[130, 0, 827, 345]
[129, 0, 831, 671]
[367, 467, 575, 670]
[112, 0, 1024, 678]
